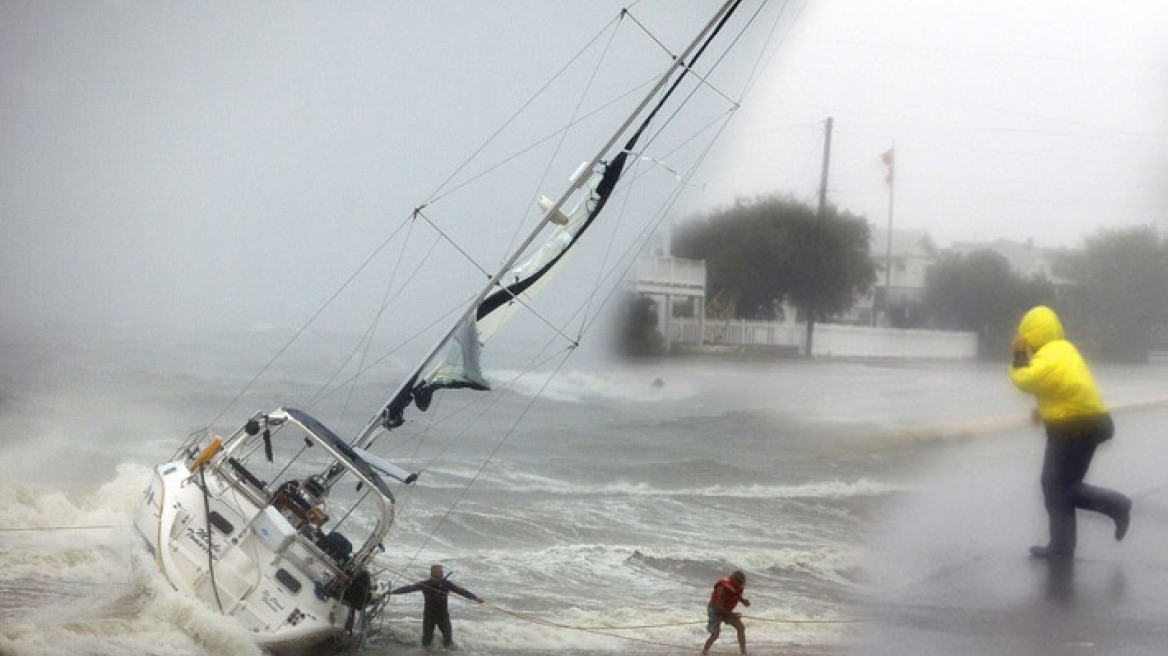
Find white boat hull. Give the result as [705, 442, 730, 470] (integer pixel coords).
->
[135, 461, 357, 652]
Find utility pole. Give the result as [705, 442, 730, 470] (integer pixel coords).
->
[805, 116, 833, 358]
[877, 146, 895, 327]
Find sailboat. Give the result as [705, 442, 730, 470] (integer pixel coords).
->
[133, 1, 774, 650]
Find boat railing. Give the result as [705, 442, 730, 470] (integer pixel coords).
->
[196, 410, 393, 580]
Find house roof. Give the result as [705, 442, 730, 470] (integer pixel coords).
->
[869, 228, 938, 260]
[948, 238, 1074, 285]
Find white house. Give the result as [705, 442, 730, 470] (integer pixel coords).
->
[627, 237, 707, 351]
[847, 228, 939, 327]
[948, 238, 1073, 290]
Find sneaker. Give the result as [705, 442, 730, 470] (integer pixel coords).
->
[1115, 497, 1132, 541]
[1029, 544, 1072, 560]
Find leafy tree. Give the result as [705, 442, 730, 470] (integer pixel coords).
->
[1055, 226, 1168, 361]
[923, 249, 1053, 358]
[672, 196, 875, 321]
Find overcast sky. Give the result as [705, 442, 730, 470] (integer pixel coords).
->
[3, 0, 1166, 339]
[707, 0, 1168, 249]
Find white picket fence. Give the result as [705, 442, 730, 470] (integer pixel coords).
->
[670, 317, 978, 359]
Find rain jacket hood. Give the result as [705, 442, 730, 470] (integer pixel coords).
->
[1017, 305, 1065, 350]
[1009, 305, 1107, 422]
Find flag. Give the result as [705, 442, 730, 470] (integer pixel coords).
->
[881, 148, 895, 186]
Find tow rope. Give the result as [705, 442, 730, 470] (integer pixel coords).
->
[374, 596, 869, 653]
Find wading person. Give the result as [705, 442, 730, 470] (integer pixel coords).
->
[390, 564, 483, 648]
[1009, 305, 1132, 560]
[703, 569, 750, 655]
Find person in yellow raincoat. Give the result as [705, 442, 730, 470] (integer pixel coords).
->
[1009, 305, 1132, 559]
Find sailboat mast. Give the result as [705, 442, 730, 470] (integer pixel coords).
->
[353, 0, 742, 450]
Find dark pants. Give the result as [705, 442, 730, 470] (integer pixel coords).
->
[422, 610, 453, 647]
[1040, 414, 1127, 554]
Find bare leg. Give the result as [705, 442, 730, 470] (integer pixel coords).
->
[730, 617, 747, 655]
[703, 630, 719, 654]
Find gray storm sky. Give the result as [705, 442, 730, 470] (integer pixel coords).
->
[2, 1, 1166, 338]
[706, 0, 1168, 248]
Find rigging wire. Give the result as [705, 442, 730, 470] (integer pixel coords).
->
[158, 3, 802, 638]
[308, 295, 472, 412]
[306, 230, 445, 411]
[414, 207, 494, 280]
[181, 15, 624, 441]
[425, 76, 656, 205]
[378, 0, 786, 571]
[623, 8, 742, 109]
[625, 0, 758, 161]
[582, 109, 740, 340]
[572, 109, 740, 339]
[569, 0, 800, 340]
[334, 208, 422, 430]
[557, 101, 740, 343]
[350, 4, 755, 453]
[500, 6, 623, 268]
[199, 214, 416, 434]
[423, 13, 624, 206]
[391, 340, 578, 575]
[620, 8, 677, 60]
[575, 147, 641, 340]
[192, 0, 795, 441]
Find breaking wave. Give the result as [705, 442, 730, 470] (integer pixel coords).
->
[0, 465, 265, 656]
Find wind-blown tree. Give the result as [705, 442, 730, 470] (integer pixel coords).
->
[672, 196, 875, 321]
[1055, 226, 1168, 361]
[923, 249, 1053, 358]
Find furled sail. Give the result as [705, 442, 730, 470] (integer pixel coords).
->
[393, 154, 622, 424]
[411, 177, 596, 411]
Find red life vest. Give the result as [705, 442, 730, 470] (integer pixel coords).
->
[709, 577, 743, 611]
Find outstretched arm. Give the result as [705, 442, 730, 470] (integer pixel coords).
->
[390, 581, 423, 595]
[447, 581, 481, 603]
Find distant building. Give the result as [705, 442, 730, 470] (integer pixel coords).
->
[847, 228, 939, 327]
[627, 239, 706, 351]
[948, 238, 1073, 290]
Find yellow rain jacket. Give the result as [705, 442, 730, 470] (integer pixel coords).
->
[1009, 306, 1107, 421]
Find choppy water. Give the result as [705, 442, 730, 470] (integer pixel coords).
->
[4, 333, 1168, 656]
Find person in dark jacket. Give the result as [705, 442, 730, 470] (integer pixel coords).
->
[1009, 305, 1133, 560]
[390, 564, 483, 647]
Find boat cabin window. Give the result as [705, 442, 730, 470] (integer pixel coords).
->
[275, 568, 302, 594]
[208, 511, 234, 536]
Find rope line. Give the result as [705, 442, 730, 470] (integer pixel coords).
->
[448, 600, 867, 652]
[474, 600, 866, 631]
[742, 614, 870, 625]
[478, 601, 701, 652]
[0, 524, 129, 532]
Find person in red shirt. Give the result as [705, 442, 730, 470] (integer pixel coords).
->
[702, 570, 750, 655]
